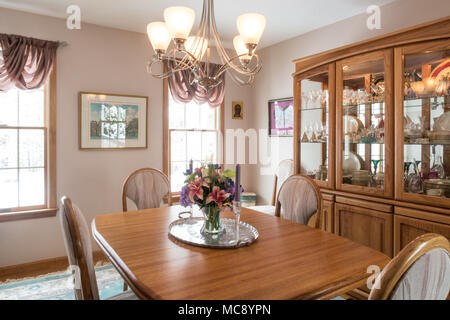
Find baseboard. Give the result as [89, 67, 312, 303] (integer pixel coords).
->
[0, 251, 108, 283]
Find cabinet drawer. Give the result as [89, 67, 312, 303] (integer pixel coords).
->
[335, 203, 393, 257]
[394, 214, 450, 255]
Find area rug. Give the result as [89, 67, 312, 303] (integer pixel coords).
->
[0, 264, 124, 300]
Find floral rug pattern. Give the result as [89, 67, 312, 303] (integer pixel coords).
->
[0, 264, 124, 300]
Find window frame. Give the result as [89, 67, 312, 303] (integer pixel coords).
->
[0, 65, 57, 222]
[163, 75, 224, 199]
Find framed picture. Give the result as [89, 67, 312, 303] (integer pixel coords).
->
[268, 97, 294, 137]
[232, 101, 244, 120]
[79, 92, 148, 150]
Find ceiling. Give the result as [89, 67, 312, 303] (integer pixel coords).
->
[0, 0, 396, 48]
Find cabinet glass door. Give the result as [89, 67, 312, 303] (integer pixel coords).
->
[297, 64, 335, 189]
[396, 40, 450, 207]
[337, 50, 393, 198]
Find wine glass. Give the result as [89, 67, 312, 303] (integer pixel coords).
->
[301, 92, 308, 110]
[372, 160, 383, 176]
[309, 91, 319, 108]
[306, 122, 314, 140]
[319, 90, 328, 108]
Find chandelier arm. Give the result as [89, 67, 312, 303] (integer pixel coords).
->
[166, 45, 207, 79]
[215, 53, 262, 78]
[147, 0, 263, 86]
[185, 0, 208, 79]
[206, 0, 213, 78]
[209, 0, 232, 64]
[227, 69, 255, 87]
[147, 59, 177, 79]
[165, 49, 197, 70]
[147, 50, 205, 79]
[209, 0, 262, 76]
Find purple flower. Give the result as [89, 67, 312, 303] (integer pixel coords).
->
[180, 185, 192, 207]
[225, 178, 244, 202]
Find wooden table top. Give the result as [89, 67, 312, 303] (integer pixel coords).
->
[93, 206, 390, 300]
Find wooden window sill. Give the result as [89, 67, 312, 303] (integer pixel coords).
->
[0, 208, 58, 223]
[163, 192, 181, 205]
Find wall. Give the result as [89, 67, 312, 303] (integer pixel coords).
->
[0, 8, 252, 267]
[249, 0, 450, 205]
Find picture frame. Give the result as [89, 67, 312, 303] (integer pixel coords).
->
[268, 97, 294, 137]
[79, 92, 148, 150]
[232, 101, 244, 120]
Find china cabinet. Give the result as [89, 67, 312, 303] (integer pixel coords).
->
[292, 18, 450, 270]
[294, 64, 336, 190]
[395, 39, 450, 209]
[336, 49, 394, 198]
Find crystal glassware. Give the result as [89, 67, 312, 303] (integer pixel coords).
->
[372, 160, 382, 176]
[233, 200, 242, 243]
[431, 155, 446, 179]
[301, 92, 309, 109]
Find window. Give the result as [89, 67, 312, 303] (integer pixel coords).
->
[0, 87, 50, 213]
[168, 94, 222, 193]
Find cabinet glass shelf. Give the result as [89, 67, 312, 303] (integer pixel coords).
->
[302, 141, 328, 144]
[405, 142, 450, 146]
[343, 101, 385, 108]
[343, 142, 385, 145]
[300, 107, 328, 112]
[404, 95, 450, 102]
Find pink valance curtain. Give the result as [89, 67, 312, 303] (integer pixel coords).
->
[0, 34, 59, 91]
[168, 61, 225, 108]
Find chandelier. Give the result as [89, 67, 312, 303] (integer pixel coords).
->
[146, 0, 266, 91]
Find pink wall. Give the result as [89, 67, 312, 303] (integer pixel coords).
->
[0, 8, 252, 267]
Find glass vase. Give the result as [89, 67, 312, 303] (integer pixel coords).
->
[201, 206, 224, 235]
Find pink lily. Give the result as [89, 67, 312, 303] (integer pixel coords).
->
[206, 186, 230, 208]
[188, 178, 207, 202]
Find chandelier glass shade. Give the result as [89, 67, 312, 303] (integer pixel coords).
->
[146, 0, 266, 91]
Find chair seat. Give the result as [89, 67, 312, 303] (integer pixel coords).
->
[107, 290, 139, 300]
[247, 205, 276, 215]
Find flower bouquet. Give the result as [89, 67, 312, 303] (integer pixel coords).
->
[180, 163, 242, 235]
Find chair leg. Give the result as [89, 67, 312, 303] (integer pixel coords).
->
[123, 282, 129, 291]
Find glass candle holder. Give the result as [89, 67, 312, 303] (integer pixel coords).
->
[233, 200, 242, 242]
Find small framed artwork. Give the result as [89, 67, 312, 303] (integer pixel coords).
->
[268, 97, 294, 137]
[232, 101, 244, 120]
[79, 92, 148, 150]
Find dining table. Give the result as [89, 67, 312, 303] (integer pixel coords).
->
[92, 205, 390, 300]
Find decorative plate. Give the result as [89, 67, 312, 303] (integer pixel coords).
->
[343, 151, 362, 175]
[168, 217, 259, 249]
[431, 59, 450, 81]
[343, 115, 364, 134]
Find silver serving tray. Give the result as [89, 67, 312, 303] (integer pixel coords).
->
[168, 217, 259, 249]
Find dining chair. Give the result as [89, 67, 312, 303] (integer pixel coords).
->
[59, 196, 138, 300]
[274, 174, 322, 228]
[369, 233, 450, 300]
[122, 168, 172, 212]
[247, 159, 294, 215]
[121, 168, 171, 291]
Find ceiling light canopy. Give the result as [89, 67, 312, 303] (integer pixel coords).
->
[146, 0, 266, 90]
